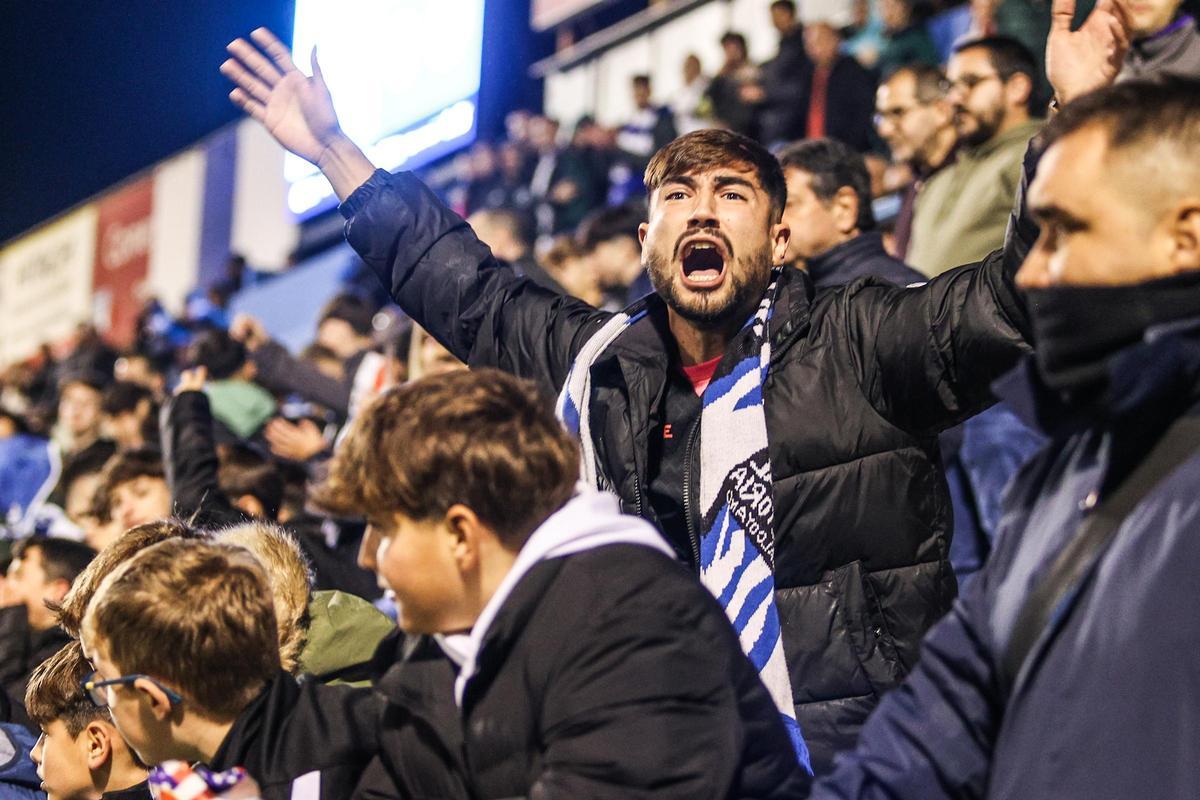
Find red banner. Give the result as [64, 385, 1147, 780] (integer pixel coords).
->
[93, 176, 153, 346]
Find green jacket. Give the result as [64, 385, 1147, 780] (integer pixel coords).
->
[907, 119, 1042, 278]
[300, 590, 395, 686]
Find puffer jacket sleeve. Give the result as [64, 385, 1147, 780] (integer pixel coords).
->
[809, 557, 1004, 800]
[341, 170, 610, 398]
[847, 142, 1041, 436]
[160, 391, 249, 528]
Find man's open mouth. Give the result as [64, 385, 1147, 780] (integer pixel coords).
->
[680, 239, 728, 289]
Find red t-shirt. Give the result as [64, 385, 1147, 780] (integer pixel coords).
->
[681, 354, 722, 396]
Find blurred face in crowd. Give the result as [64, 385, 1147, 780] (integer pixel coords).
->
[1128, 0, 1183, 36]
[771, 3, 796, 34]
[108, 476, 171, 531]
[58, 383, 102, 441]
[114, 356, 165, 397]
[467, 211, 527, 263]
[640, 165, 789, 328]
[589, 236, 643, 290]
[781, 168, 858, 263]
[65, 472, 103, 525]
[103, 402, 151, 451]
[1018, 124, 1200, 289]
[683, 54, 702, 83]
[721, 37, 747, 66]
[366, 511, 476, 634]
[876, 71, 955, 168]
[632, 80, 652, 109]
[0, 415, 17, 438]
[804, 23, 842, 68]
[528, 116, 559, 153]
[30, 720, 95, 800]
[6, 546, 68, 630]
[316, 317, 370, 360]
[880, 0, 913, 32]
[946, 47, 1030, 147]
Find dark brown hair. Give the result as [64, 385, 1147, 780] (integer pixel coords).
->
[83, 539, 280, 721]
[1043, 78, 1200, 157]
[25, 641, 99, 736]
[314, 369, 579, 544]
[644, 128, 787, 223]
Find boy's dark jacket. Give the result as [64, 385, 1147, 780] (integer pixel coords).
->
[355, 537, 811, 799]
[209, 672, 384, 800]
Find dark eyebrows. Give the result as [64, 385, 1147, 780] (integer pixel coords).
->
[1030, 202, 1087, 229]
[660, 174, 759, 192]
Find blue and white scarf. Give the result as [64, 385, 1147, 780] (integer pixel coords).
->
[556, 274, 811, 770]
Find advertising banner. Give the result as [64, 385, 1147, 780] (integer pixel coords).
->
[0, 208, 97, 365]
[93, 176, 154, 346]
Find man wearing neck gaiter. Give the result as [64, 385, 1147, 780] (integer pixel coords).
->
[814, 76, 1200, 800]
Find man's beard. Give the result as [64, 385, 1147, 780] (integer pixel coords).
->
[645, 237, 774, 328]
[956, 104, 1003, 148]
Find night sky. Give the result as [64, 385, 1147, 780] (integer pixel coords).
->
[1, 0, 542, 244]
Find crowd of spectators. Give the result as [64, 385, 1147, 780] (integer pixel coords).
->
[1, 0, 1200, 797]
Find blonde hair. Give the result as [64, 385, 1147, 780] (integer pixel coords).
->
[83, 539, 280, 721]
[215, 522, 313, 674]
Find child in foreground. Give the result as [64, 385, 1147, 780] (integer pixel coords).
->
[319, 368, 811, 799]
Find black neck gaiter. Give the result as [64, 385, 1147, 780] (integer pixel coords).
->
[1023, 271, 1200, 397]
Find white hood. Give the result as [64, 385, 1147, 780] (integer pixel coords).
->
[450, 487, 674, 706]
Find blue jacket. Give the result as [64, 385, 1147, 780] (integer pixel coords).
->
[0, 723, 44, 800]
[814, 322, 1200, 799]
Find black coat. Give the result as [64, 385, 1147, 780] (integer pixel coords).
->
[209, 671, 384, 800]
[804, 56, 877, 153]
[803, 232, 926, 290]
[359, 545, 810, 799]
[340, 166, 1032, 774]
[0, 608, 70, 730]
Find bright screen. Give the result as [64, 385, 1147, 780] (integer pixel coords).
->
[287, 0, 485, 217]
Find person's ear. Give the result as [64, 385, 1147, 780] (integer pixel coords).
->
[82, 721, 113, 770]
[234, 495, 266, 519]
[771, 218, 792, 265]
[638, 220, 649, 246]
[831, 186, 861, 235]
[1004, 73, 1033, 110]
[132, 678, 176, 721]
[44, 578, 71, 606]
[1166, 202, 1200, 273]
[444, 504, 483, 572]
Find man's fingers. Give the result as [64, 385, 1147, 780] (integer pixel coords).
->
[227, 38, 284, 86]
[251, 27, 300, 75]
[1050, 0, 1076, 29]
[229, 88, 267, 123]
[220, 59, 271, 104]
[310, 47, 327, 86]
[1108, 0, 1134, 38]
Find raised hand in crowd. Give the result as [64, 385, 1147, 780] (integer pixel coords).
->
[264, 417, 327, 463]
[174, 366, 208, 395]
[229, 313, 270, 351]
[1046, 0, 1133, 104]
[222, 28, 375, 200]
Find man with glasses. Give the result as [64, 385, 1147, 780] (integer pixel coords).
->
[906, 36, 1045, 277]
[874, 64, 958, 260]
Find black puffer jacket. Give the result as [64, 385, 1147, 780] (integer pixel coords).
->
[340, 167, 1032, 774]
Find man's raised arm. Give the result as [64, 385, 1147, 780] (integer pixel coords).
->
[222, 29, 605, 396]
[854, 0, 1133, 435]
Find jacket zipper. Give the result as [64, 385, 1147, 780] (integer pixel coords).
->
[681, 418, 702, 572]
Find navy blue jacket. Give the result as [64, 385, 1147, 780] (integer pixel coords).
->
[814, 321, 1200, 799]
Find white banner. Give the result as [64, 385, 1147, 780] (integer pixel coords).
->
[0, 207, 98, 365]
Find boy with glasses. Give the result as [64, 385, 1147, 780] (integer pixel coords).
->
[25, 641, 150, 800]
[79, 538, 383, 800]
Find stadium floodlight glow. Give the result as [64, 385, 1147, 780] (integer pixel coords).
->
[285, 0, 484, 218]
[287, 100, 478, 216]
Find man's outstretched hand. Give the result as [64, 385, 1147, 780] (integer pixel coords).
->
[1046, 0, 1133, 106]
[222, 28, 375, 201]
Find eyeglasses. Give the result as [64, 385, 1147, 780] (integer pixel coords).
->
[874, 106, 920, 127]
[80, 670, 183, 708]
[947, 73, 1002, 93]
